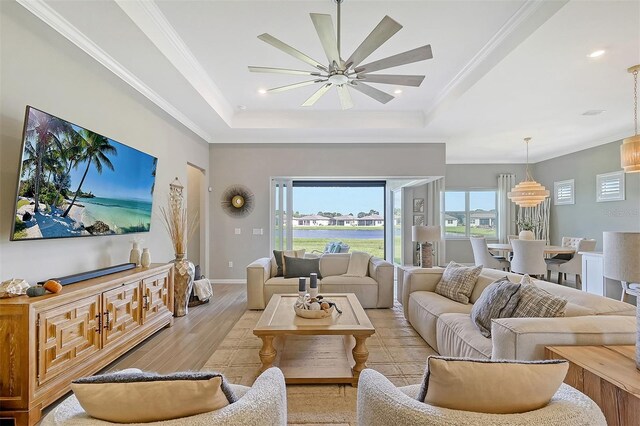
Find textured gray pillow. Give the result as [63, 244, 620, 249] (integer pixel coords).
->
[284, 256, 322, 279]
[73, 369, 237, 403]
[435, 262, 482, 304]
[470, 277, 521, 337]
[512, 284, 567, 318]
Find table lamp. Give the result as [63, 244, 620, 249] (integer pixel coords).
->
[412, 225, 441, 268]
[603, 231, 640, 370]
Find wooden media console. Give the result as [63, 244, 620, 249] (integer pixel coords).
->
[0, 263, 174, 425]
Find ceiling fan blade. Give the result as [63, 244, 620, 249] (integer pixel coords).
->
[302, 83, 333, 106]
[346, 16, 402, 69]
[337, 85, 354, 110]
[258, 33, 328, 71]
[268, 80, 323, 93]
[310, 13, 340, 66]
[349, 82, 394, 104]
[355, 45, 433, 74]
[248, 66, 323, 76]
[357, 74, 425, 87]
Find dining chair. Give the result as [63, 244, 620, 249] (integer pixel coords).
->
[546, 239, 596, 289]
[470, 237, 510, 271]
[549, 237, 584, 261]
[510, 239, 547, 278]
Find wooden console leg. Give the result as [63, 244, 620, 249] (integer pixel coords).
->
[352, 335, 370, 386]
[258, 335, 277, 372]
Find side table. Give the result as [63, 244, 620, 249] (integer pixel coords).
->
[395, 265, 421, 305]
[546, 345, 640, 426]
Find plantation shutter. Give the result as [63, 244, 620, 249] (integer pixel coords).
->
[596, 171, 625, 202]
[554, 179, 574, 205]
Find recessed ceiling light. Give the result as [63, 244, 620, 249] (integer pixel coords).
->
[258, 89, 267, 95]
[238, 105, 247, 110]
[582, 110, 606, 116]
[587, 50, 605, 58]
[394, 89, 403, 94]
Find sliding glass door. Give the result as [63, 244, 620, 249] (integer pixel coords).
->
[271, 179, 386, 258]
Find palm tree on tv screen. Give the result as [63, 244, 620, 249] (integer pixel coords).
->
[25, 110, 72, 213]
[62, 129, 117, 218]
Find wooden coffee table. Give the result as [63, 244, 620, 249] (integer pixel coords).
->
[253, 293, 375, 386]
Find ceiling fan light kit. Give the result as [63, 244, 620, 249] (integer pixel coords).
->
[621, 64, 640, 173]
[508, 137, 550, 208]
[249, 0, 433, 109]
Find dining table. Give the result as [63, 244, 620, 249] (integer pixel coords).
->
[487, 243, 576, 256]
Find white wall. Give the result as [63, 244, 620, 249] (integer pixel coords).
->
[0, 2, 209, 283]
[209, 143, 446, 279]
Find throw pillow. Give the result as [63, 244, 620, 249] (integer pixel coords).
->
[272, 249, 305, 277]
[344, 251, 372, 277]
[283, 256, 322, 279]
[470, 277, 521, 337]
[435, 262, 482, 304]
[512, 275, 567, 318]
[416, 356, 569, 414]
[71, 370, 236, 423]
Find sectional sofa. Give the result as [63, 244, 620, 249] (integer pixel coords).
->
[402, 267, 637, 360]
[247, 253, 394, 309]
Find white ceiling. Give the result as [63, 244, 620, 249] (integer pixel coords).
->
[17, 0, 640, 163]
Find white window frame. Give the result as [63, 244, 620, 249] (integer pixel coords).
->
[443, 189, 498, 240]
[554, 179, 575, 205]
[596, 171, 625, 202]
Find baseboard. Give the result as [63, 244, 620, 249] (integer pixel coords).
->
[208, 279, 246, 285]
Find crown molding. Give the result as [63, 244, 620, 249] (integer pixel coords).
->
[115, 0, 234, 127]
[15, 0, 214, 143]
[424, 0, 569, 126]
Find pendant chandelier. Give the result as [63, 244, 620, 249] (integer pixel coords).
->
[508, 137, 550, 207]
[621, 65, 640, 173]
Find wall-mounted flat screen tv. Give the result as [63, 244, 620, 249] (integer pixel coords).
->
[11, 106, 157, 241]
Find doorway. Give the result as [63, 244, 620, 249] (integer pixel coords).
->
[187, 163, 205, 274]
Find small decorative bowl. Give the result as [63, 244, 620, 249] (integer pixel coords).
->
[294, 305, 334, 319]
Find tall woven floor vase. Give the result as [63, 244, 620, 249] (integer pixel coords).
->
[173, 254, 195, 317]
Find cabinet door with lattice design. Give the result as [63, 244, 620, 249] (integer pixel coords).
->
[142, 272, 171, 324]
[102, 282, 142, 348]
[37, 295, 101, 386]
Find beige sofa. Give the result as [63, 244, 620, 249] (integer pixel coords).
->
[402, 267, 636, 360]
[247, 253, 394, 309]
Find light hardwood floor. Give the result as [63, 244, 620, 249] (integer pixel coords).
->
[103, 283, 247, 373]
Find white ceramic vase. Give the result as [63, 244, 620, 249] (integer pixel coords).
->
[129, 242, 141, 265]
[519, 230, 535, 240]
[141, 248, 151, 267]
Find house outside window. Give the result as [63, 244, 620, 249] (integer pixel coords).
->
[444, 190, 497, 239]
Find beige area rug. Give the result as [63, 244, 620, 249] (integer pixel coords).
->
[201, 302, 437, 425]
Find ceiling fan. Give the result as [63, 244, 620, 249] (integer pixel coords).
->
[248, 0, 433, 110]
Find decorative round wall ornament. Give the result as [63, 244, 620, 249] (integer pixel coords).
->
[221, 185, 254, 218]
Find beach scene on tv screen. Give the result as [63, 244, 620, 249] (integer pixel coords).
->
[13, 108, 156, 240]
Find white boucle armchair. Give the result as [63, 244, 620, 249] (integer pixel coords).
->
[357, 369, 606, 426]
[41, 368, 288, 426]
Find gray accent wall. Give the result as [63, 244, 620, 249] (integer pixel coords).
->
[533, 140, 640, 249]
[210, 143, 446, 279]
[0, 3, 210, 283]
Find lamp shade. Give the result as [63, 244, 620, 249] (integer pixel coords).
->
[621, 134, 640, 173]
[603, 232, 640, 282]
[412, 225, 441, 243]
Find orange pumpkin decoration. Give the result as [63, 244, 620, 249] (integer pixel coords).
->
[44, 280, 63, 293]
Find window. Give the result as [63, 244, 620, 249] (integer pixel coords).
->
[444, 190, 497, 239]
[554, 179, 575, 205]
[596, 171, 625, 202]
[392, 189, 402, 264]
